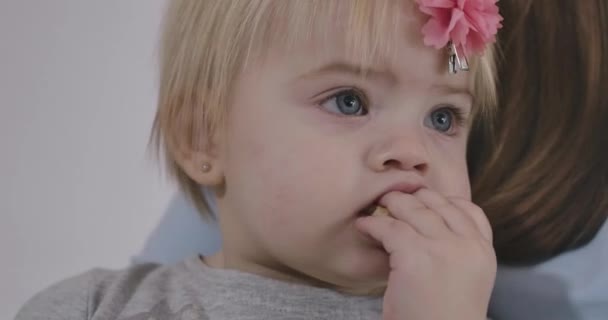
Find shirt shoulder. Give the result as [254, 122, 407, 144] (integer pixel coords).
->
[15, 267, 113, 320]
[14, 263, 199, 320]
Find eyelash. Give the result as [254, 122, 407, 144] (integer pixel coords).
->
[432, 105, 468, 136]
[318, 88, 370, 117]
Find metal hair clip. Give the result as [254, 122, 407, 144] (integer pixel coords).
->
[448, 41, 469, 74]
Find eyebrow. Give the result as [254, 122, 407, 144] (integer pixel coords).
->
[298, 61, 473, 99]
[298, 61, 396, 83]
[431, 84, 473, 100]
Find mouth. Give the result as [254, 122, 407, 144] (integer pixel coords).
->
[357, 201, 390, 217]
[356, 182, 423, 217]
[358, 202, 379, 217]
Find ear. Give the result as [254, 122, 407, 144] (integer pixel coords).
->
[172, 136, 224, 187]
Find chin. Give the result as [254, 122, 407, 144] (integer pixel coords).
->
[326, 246, 390, 291]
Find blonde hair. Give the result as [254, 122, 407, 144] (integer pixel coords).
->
[152, 0, 498, 217]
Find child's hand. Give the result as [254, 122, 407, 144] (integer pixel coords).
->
[356, 188, 496, 320]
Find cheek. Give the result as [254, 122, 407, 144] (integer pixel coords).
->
[224, 127, 345, 245]
[439, 163, 471, 200]
[432, 140, 471, 199]
[221, 124, 301, 235]
[453, 159, 471, 199]
[223, 106, 340, 220]
[457, 171, 471, 200]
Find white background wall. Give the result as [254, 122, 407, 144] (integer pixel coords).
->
[0, 1, 174, 318]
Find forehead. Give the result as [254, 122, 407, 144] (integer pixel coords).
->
[246, 0, 470, 92]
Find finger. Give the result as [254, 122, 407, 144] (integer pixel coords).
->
[379, 191, 450, 238]
[448, 198, 493, 242]
[414, 188, 478, 237]
[355, 215, 419, 255]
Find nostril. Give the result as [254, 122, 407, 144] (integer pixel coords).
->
[414, 163, 428, 173]
[382, 159, 401, 168]
[382, 159, 428, 173]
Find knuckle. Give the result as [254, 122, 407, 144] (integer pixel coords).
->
[387, 218, 404, 233]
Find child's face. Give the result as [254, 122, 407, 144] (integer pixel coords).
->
[213, 3, 473, 292]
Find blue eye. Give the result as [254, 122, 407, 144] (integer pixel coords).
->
[431, 108, 453, 132]
[321, 89, 368, 116]
[426, 106, 466, 134]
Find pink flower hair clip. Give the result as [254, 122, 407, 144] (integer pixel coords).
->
[415, 0, 503, 74]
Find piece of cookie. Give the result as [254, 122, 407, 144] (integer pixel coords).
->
[371, 206, 390, 217]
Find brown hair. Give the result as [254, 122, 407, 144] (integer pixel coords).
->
[469, 0, 608, 265]
[152, 0, 499, 217]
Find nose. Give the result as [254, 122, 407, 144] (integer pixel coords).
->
[366, 133, 429, 174]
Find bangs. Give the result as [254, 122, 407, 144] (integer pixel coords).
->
[243, 0, 404, 73]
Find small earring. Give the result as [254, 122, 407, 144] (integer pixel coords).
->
[201, 163, 212, 173]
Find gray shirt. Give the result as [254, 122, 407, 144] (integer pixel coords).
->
[16, 255, 383, 320]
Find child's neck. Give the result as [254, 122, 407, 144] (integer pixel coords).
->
[203, 250, 385, 296]
[204, 250, 328, 287]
